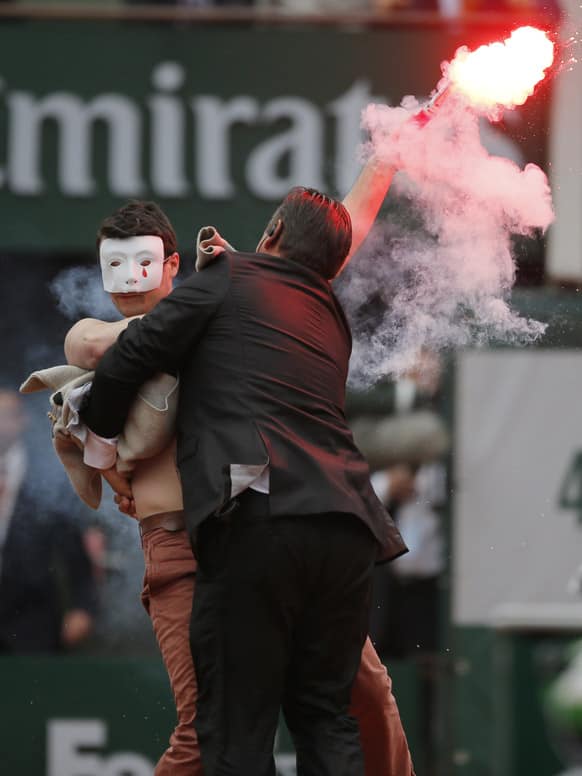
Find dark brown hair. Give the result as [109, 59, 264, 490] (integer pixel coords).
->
[96, 200, 177, 257]
[265, 187, 352, 280]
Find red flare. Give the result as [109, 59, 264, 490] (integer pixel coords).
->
[447, 26, 554, 111]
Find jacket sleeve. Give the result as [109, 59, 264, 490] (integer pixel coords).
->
[82, 256, 230, 439]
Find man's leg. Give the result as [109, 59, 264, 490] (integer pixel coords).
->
[350, 637, 415, 776]
[190, 493, 297, 776]
[281, 512, 377, 776]
[141, 527, 202, 776]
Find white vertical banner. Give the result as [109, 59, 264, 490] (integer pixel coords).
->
[546, 0, 582, 281]
[453, 349, 582, 627]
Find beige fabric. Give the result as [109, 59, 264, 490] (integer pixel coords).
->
[195, 225, 234, 271]
[116, 372, 179, 474]
[53, 433, 103, 509]
[21, 364, 88, 394]
[20, 365, 179, 509]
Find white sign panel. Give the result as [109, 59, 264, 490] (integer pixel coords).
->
[453, 349, 582, 627]
[546, 0, 582, 281]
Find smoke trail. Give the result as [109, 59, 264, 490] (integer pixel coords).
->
[336, 94, 554, 386]
[50, 266, 118, 321]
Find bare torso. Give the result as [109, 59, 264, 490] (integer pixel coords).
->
[132, 439, 184, 519]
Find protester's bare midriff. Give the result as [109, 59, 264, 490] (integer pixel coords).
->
[131, 439, 183, 519]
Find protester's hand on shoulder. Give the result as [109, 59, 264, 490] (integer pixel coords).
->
[195, 225, 234, 271]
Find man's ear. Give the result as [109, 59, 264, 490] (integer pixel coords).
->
[166, 252, 180, 278]
[263, 219, 283, 249]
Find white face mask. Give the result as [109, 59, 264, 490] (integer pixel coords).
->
[99, 236, 166, 294]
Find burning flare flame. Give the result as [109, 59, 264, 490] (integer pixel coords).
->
[447, 26, 554, 111]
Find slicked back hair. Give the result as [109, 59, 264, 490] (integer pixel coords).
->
[265, 187, 352, 280]
[96, 200, 177, 258]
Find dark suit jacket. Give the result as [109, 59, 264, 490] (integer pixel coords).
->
[0, 488, 97, 654]
[83, 251, 407, 561]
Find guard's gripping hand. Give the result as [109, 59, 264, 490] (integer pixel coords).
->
[195, 226, 234, 271]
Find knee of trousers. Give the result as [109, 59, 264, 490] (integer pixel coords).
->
[170, 720, 198, 747]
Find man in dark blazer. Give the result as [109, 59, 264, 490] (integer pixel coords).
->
[81, 187, 407, 776]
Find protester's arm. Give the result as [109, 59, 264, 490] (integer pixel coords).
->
[65, 317, 141, 370]
[82, 255, 230, 440]
[338, 156, 397, 275]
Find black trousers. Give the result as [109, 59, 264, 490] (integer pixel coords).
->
[190, 490, 377, 776]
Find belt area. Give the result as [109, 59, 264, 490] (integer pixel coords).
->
[139, 510, 185, 537]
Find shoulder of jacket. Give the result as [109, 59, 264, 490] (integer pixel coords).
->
[185, 252, 231, 287]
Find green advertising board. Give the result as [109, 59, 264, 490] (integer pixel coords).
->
[0, 17, 550, 252]
[0, 656, 297, 776]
